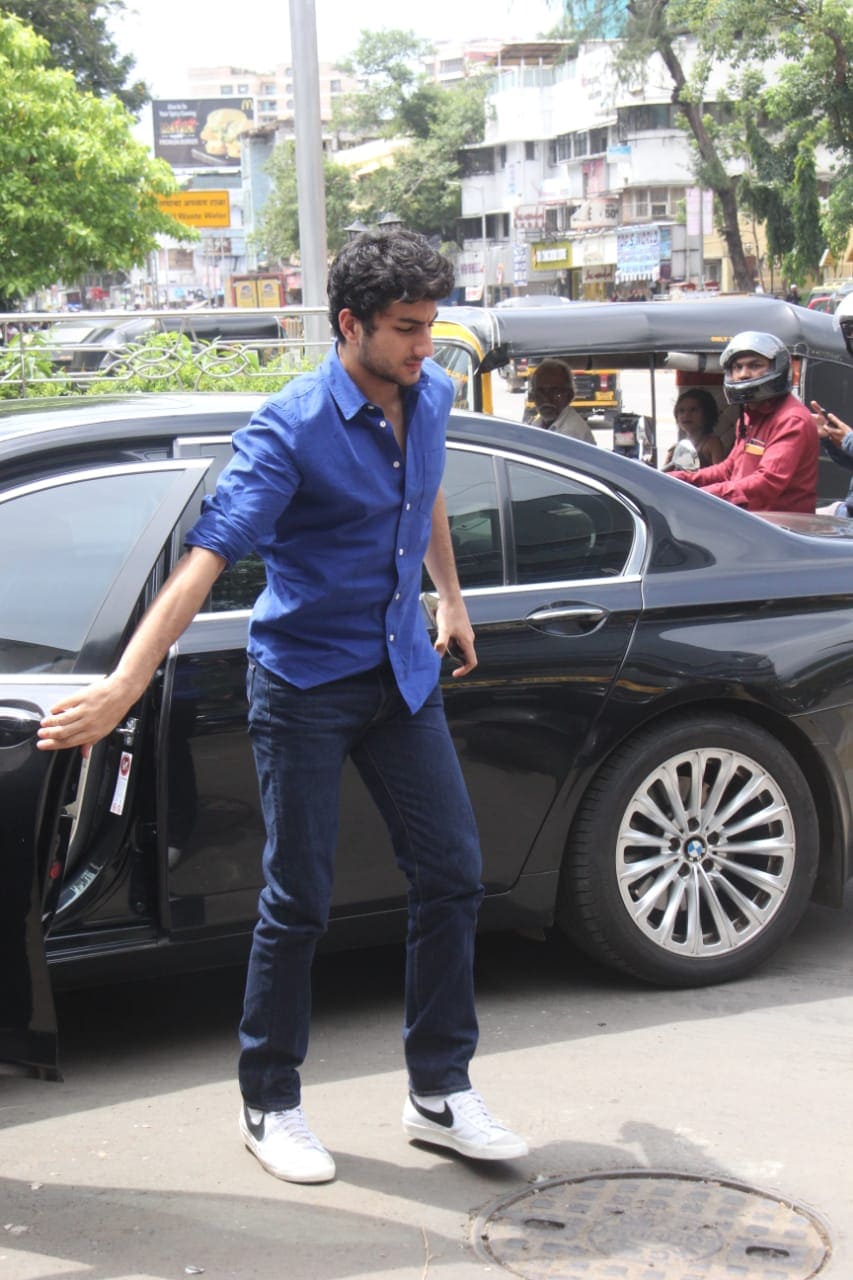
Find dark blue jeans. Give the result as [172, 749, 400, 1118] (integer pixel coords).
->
[238, 659, 484, 1111]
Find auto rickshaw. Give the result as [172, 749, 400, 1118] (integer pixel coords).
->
[432, 297, 852, 492]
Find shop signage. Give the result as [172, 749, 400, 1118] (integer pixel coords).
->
[616, 225, 661, 282]
[531, 241, 573, 271]
[572, 199, 619, 230]
[156, 190, 231, 228]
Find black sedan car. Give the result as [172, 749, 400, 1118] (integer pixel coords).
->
[4, 393, 853, 1079]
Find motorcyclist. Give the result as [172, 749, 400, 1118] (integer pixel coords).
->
[667, 330, 818, 513]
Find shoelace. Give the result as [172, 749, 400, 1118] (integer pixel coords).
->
[267, 1106, 327, 1151]
[450, 1089, 506, 1134]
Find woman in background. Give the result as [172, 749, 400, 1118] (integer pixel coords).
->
[663, 388, 725, 469]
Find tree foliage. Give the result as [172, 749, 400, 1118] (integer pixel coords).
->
[357, 76, 488, 241]
[557, 0, 853, 286]
[332, 30, 488, 240]
[254, 143, 357, 262]
[334, 30, 435, 140]
[697, 0, 853, 265]
[261, 30, 489, 251]
[0, 15, 190, 308]
[0, 0, 147, 112]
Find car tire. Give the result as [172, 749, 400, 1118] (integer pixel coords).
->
[557, 714, 819, 987]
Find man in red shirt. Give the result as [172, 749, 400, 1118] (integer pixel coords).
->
[668, 331, 817, 513]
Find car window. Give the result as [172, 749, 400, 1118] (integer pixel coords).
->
[0, 470, 184, 673]
[175, 437, 267, 613]
[442, 448, 502, 589]
[506, 461, 634, 583]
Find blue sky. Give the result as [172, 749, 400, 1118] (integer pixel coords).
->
[112, 0, 557, 95]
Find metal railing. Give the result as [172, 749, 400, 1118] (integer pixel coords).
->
[0, 306, 333, 397]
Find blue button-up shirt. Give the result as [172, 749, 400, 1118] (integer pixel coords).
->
[186, 347, 454, 712]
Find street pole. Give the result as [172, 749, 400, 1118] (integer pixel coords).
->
[478, 187, 488, 306]
[288, 0, 329, 355]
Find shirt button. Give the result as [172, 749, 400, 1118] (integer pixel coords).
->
[379, 420, 387, 428]
[395, 592, 401, 600]
[405, 502, 411, 511]
[398, 548, 405, 556]
[393, 460, 400, 468]
[389, 633, 396, 642]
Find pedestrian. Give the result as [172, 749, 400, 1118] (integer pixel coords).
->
[667, 331, 818, 513]
[36, 228, 528, 1185]
[529, 358, 597, 443]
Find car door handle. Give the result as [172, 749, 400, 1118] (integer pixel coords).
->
[525, 605, 606, 630]
[0, 705, 42, 747]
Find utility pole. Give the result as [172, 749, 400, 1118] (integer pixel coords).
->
[288, 0, 329, 354]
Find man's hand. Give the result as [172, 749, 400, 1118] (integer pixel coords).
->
[38, 673, 139, 754]
[810, 400, 852, 445]
[37, 546, 226, 755]
[433, 596, 477, 678]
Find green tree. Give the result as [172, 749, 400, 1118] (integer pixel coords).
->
[696, 0, 853, 264]
[0, 15, 190, 308]
[333, 30, 434, 140]
[0, 0, 147, 112]
[254, 142, 357, 261]
[358, 77, 489, 241]
[553, 0, 851, 289]
[788, 143, 824, 282]
[332, 31, 488, 239]
[618, 2, 756, 290]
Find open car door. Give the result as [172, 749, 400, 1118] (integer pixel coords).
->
[0, 458, 211, 1079]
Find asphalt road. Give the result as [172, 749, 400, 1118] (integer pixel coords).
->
[1, 886, 852, 1279]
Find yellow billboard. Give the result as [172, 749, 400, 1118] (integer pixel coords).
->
[157, 190, 231, 228]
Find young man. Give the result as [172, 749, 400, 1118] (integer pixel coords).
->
[668, 330, 817, 513]
[530, 358, 597, 444]
[37, 229, 528, 1184]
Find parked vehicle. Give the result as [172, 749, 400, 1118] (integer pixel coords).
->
[432, 295, 853, 488]
[41, 309, 289, 376]
[806, 287, 833, 312]
[5, 392, 853, 1078]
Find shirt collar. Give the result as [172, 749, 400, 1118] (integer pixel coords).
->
[326, 344, 432, 421]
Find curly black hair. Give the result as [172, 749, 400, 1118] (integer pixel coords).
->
[327, 229, 455, 339]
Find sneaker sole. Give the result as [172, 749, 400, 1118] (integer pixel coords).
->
[402, 1115, 529, 1161]
[239, 1115, 336, 1184]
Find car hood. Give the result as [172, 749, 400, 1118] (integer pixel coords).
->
[755, 511, 853, 538]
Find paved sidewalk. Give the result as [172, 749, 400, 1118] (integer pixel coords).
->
[1, 894, 851, 1278]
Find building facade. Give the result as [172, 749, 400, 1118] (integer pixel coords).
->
[456, 40, 767, 302]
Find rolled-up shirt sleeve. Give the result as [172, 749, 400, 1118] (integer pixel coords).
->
[185, 406, 302, 564]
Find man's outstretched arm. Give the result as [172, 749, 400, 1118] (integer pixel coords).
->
[38, 546, 226, 753]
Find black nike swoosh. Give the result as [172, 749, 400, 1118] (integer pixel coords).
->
[409, 1095, 454, 1128]
[243, 1106, 265, 1140]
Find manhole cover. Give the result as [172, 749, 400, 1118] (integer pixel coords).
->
[471, 1171, 832, 1279]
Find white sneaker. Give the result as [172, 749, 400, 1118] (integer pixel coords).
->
[240, 1103, 336, 1183]
[403, 1089, 528, 1160]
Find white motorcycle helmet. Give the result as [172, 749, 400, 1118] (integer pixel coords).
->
[720, 331, 792, 406]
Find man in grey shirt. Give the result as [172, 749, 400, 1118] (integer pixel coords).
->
[530, 358, 597, 444]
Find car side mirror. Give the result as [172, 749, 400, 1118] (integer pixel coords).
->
[670, 438, 700, 471]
